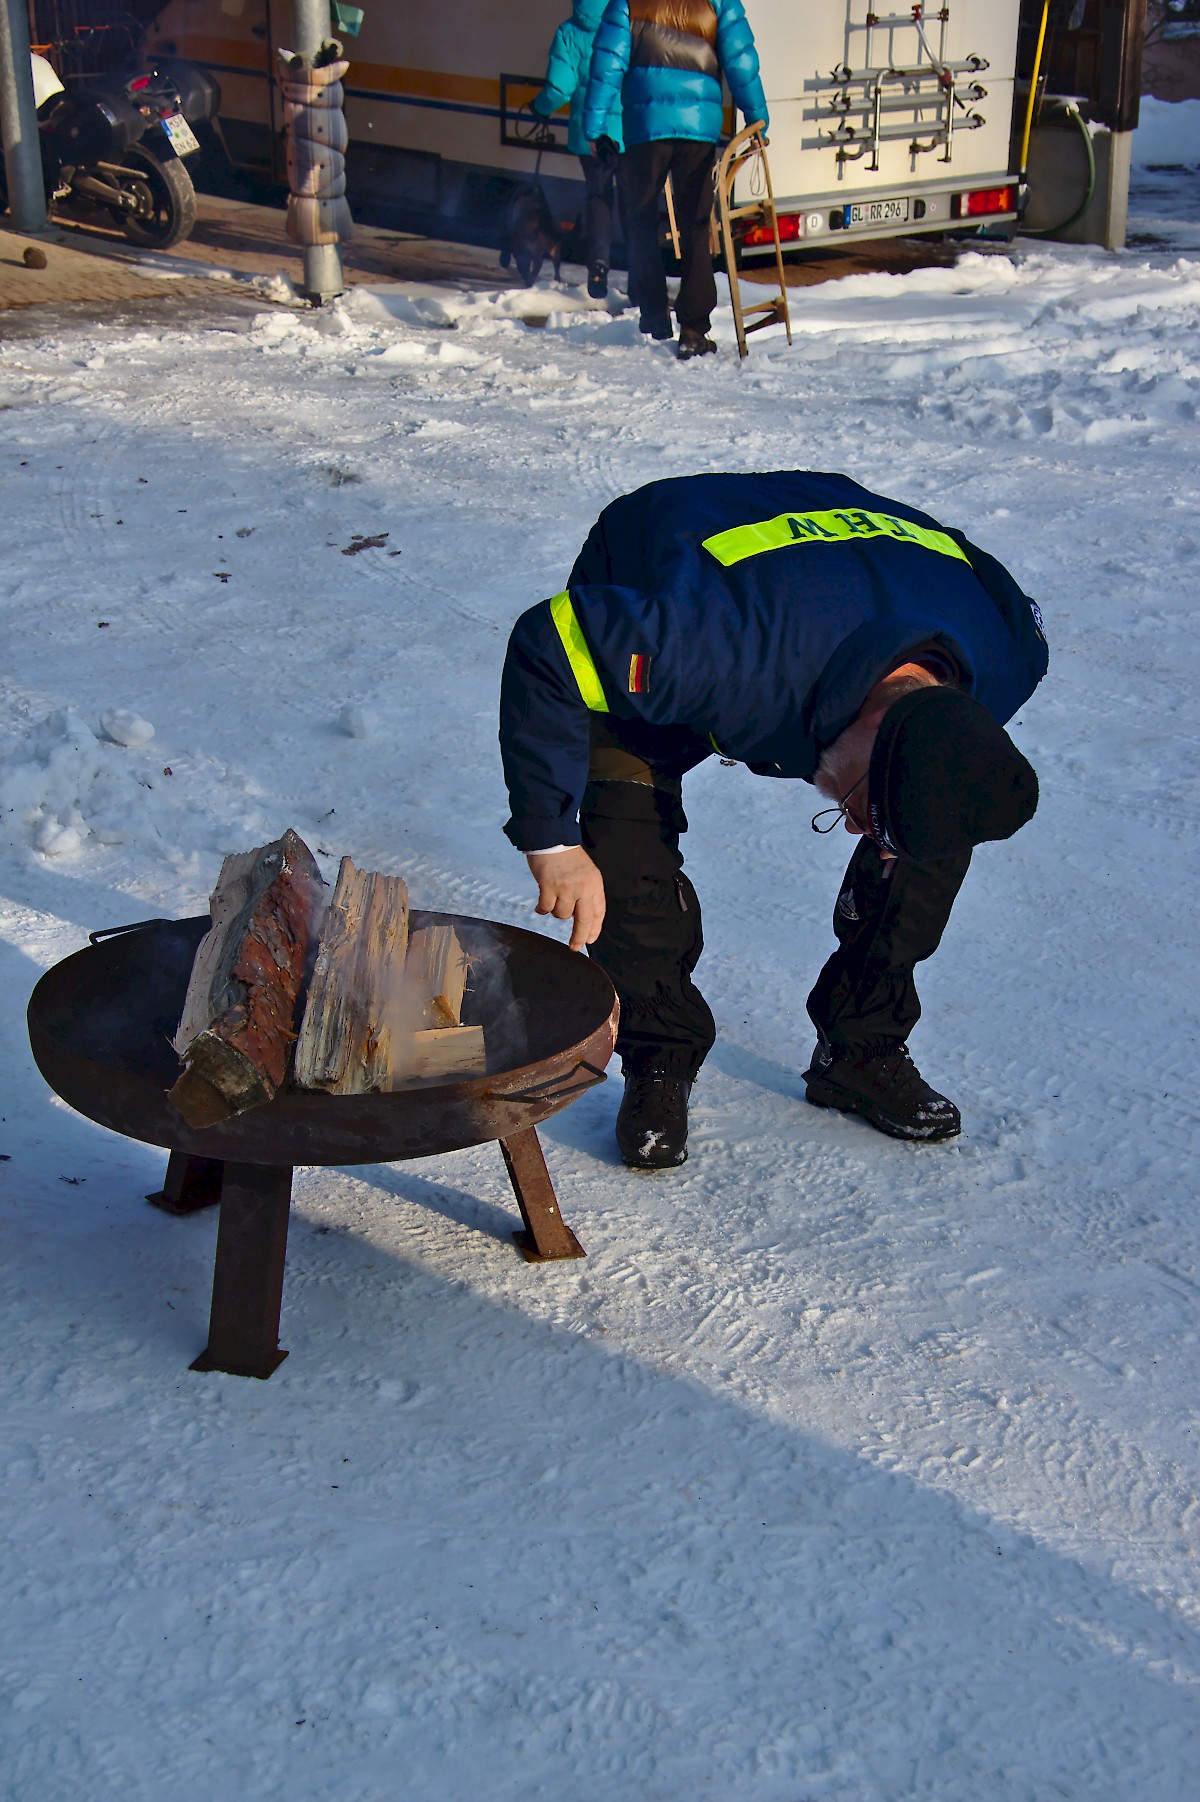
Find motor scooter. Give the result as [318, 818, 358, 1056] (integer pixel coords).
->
[1, 50, 219, 251]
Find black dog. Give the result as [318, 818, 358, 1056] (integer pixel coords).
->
[499, 183, 563, 287]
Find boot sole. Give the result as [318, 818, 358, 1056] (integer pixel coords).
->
[617, 1137, 688, 1170]
[805, 1076, 960, 1143]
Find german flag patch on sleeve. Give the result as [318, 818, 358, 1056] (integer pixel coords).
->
[628, 653, 649, 694]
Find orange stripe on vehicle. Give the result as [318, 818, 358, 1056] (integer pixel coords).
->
[146, 34, 266, 73]
[146, 38, 510, 107]
[349, 63, 506, 106]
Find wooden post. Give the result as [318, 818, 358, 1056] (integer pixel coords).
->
[1096, 0, 1148, 134]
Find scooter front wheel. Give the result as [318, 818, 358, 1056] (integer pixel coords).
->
[111, 145, 196, 250]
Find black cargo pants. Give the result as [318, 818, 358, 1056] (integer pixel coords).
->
[580, 720, 971, 1080]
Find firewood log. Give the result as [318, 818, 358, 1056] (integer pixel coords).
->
[385, 920, 485, 1081]
[168, 829, 326, 1128]
[292, 857, 410, 1094]
[404, 921, 471, 1028]
[399, 1024, 487, 1082]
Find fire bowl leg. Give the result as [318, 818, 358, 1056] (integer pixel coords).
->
[191, 1162, 292, 1378]
[147, 1151, 224, 1216]
[500, 1128, 586, 1263]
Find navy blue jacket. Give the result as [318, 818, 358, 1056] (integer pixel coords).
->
[500, 471, 1048, 851]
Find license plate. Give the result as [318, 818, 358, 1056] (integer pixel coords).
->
[843, 197, 911, 228]
[161, 113, 200, 156]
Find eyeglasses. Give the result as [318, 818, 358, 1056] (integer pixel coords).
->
[811, 772, 867, 835]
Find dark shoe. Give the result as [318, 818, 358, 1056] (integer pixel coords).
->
[804, 1042, 961, 1142]
[587, 261, 609, 299]
[616, 1066, 692, 1168]
[677, 327, 717, 361]
[639, 312, 673, 341]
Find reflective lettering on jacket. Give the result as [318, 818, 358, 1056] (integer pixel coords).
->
[702, 508, 972, 569]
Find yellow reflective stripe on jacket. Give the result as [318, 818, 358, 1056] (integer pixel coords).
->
[549, 590, 610, 713]
[702, 508, 971, 569]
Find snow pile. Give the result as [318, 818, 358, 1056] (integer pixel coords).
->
[99, 706, 155, 748]
[1133, 94, 1200, 167]
[0, 708, 292, 868]
[1, 709, 109, 855]
[0, 707, 171, 855]
[338, 702, 377, 739]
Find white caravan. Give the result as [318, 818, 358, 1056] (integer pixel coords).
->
[141, 1, 1023, 250]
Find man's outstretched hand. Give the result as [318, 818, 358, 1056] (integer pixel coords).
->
[526, 847, 606, 952]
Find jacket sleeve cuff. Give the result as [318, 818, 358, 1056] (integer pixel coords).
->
[504, 815, 583, 853]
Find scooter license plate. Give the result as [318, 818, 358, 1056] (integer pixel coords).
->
[161, 114, 200, 157]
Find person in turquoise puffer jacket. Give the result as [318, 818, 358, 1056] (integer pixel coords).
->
[584, 0, 768, 358]
[531, 1, 625, 299]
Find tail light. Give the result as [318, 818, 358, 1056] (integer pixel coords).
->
[741, 212, 802, 247]
[955, 185, 1015, 219]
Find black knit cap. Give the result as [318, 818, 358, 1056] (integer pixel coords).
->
[867, 687, 1039, 861]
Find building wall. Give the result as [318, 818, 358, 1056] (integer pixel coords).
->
[1142, 10, 1200, 99]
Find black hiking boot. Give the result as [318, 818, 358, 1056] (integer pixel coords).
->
[677, 327, 717, 361]
[615, 1066, 692, 1169]
[588, 261, 609, 299]
[803, 1042, 961, 1142]
[639, 312, 674, 340]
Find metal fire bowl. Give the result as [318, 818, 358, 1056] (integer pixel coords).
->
[28, 913, 618, 1166]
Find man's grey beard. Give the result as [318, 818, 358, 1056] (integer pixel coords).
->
[814, 716, 876, 801]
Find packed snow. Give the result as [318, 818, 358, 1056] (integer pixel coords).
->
[1, 126, 1199, 1800]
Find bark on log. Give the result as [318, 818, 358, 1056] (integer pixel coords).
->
[168, 829, 326, 1128]
[292, 857, 410, 1094]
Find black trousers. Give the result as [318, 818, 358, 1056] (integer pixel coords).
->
[580, 723, 971, 1080]
[580, 147, 619, 270]
[620, 138, 718, 332]
[805, 837, 972, 1053]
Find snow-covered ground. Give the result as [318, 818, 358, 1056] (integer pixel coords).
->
[2, 117, 1199, 1801]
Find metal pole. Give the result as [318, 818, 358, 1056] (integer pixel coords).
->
[291, 0, 343, 301]
[0, 0, 48, 234]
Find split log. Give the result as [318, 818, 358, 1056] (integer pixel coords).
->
[292, 857, 410, 1094]
[404, 921, 471, 1028]
[401, 1024, 487, 1082]
[168, 829, 326, 1129]
[386, 920, 485, 1082]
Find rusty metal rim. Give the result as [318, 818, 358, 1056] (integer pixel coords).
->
[27, 911, 619, 1167]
